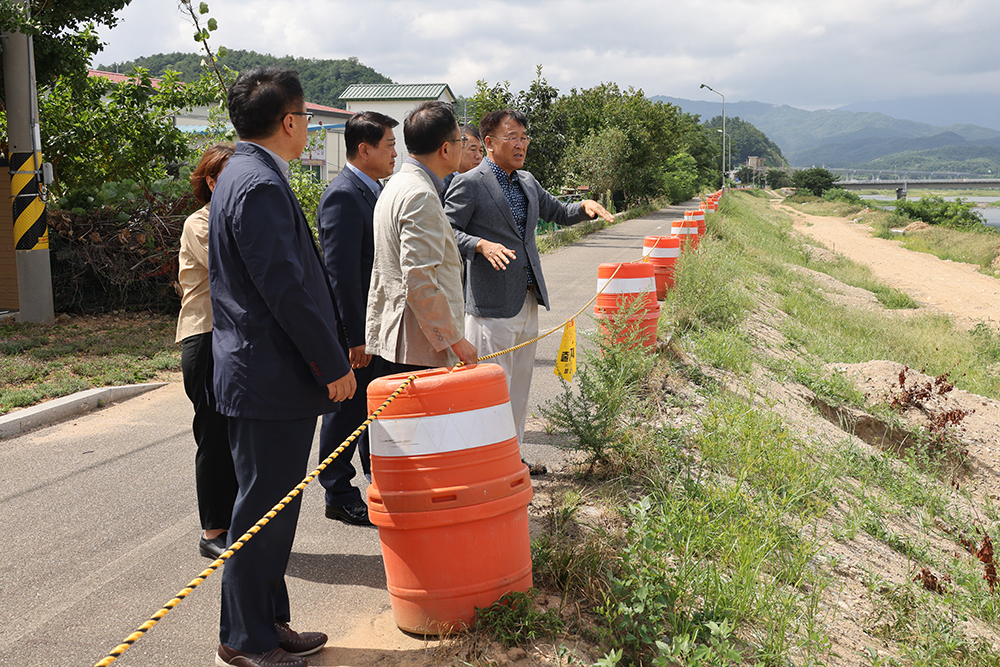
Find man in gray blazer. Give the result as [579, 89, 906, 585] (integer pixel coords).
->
[446, 109, 613, 472]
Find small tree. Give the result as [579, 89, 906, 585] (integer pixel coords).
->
[660, 152, 699, 203]
[766, 168, 792, 189]
[792, 167, 839, 197]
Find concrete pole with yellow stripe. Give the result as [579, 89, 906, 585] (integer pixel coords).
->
[2, 0, 54, 323]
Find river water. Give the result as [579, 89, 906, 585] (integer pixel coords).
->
[860, 194, 1000, 229]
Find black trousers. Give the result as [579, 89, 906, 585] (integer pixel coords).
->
[181, 332, 237, 531]
[220, 416, 316, 653]
[317, 356, 386, 507]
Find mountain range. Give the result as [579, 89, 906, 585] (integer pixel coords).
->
[653, 95, 1000, 176]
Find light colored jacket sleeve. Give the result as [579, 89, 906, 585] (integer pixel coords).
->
[175, 204, 213, 342]
[399, 188, 464, 352]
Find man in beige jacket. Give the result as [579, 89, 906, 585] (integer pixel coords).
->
[366, 101, 478, 372]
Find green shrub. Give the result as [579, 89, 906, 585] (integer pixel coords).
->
[895, 195, 986, 230]
[822, 187, 864, 205]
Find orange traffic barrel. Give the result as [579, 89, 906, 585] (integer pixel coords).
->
[594, 262, 659, 347]
[670, 219, 697, 250]
[684, 209, 705, 225]
[642, 235, 681, 299]
[366, 364, 533, 635]
[684, 210, 705, 249]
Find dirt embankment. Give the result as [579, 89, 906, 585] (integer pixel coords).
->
[778, 202, 1000, 329]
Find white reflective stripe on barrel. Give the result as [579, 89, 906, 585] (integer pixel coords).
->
[642, 245, 653, 257]
[370, 401, 516, 457]
[597, 276, 656, 294]
[647, 246, 681, 259]
[671, 225, 697, 235]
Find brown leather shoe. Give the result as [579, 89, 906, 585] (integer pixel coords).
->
[215, 644, 307, 667]
[275, 621, 327, 657]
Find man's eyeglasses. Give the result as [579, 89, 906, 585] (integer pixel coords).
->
[449, 136, 469, 145]
[489, 135, 531, 146]
[288, 111, 314, 122]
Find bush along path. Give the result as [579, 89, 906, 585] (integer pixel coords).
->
[468, 190, 1000, 667]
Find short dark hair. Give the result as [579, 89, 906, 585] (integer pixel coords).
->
[227, 67, 304, 141]
[404, 101, 459, 156]
[479, 109, 529, 142]
[190, 143, 235, 204]
[345, 111, 398, 159]
[460, 124, 481, 142]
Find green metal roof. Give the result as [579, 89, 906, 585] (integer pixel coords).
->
[339, 83, 455, 102]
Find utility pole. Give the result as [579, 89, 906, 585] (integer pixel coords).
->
[700, 83, 725, 189]
[2, 0, 53, 323]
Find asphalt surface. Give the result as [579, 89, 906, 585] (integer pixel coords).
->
[0, 200, 695, 667]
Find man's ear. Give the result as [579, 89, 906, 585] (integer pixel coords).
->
[358, 143, 369, 162]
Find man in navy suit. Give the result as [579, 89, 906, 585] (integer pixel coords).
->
[209, 67, 355, 667]
[316, 111, 398, 526]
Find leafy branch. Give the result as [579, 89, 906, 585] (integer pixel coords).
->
[179, 0, 230, 95]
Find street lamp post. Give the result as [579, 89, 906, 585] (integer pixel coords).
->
[716, 129, 734, 184]
[701, 83, 725, 188]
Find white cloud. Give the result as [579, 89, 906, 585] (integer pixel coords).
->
[94, 0, 1000, 112]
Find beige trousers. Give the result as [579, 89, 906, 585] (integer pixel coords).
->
[465, 291, 539, 449]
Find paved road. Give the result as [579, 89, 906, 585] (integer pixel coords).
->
[0, 201, 694, 667]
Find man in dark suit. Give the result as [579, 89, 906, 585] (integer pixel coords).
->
[442, 124, 483, 196]
[209, 67, 355, 667]
[446, 109, 613, 473]
[316, 111, 398, 526]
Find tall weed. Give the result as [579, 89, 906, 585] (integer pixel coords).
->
[541, 297, 659, 476]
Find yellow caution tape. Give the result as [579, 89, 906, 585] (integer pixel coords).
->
[553, 318, 577, 382]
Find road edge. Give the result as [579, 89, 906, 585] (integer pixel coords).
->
[0, 383, 169, 440]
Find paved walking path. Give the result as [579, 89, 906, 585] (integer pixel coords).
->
[0, 201, 695, 667]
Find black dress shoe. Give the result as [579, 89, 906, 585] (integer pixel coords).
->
[275, 621, 327, 656]
[199, 533, 228, 559]
[325, 501, 374, 526]
[522, 459, 548, 476]
[216, 644, 306, 667]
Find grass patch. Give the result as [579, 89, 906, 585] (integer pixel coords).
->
[783, 195, 865, 218]
[0, 313, 180, 415]
[897, 225, 1000, 273]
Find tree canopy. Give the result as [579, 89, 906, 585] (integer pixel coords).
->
[468, 68, 716, 205]
[0, 0, 130, 95]
[792, 167, 840, 197]
[98, 50, 393, 109]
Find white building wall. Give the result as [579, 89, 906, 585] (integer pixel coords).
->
[343, 92, 453, 174]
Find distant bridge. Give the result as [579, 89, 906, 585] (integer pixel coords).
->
[836, 178, 1000, 191]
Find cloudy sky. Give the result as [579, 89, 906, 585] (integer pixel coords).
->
[94, 0, 1000, 112]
